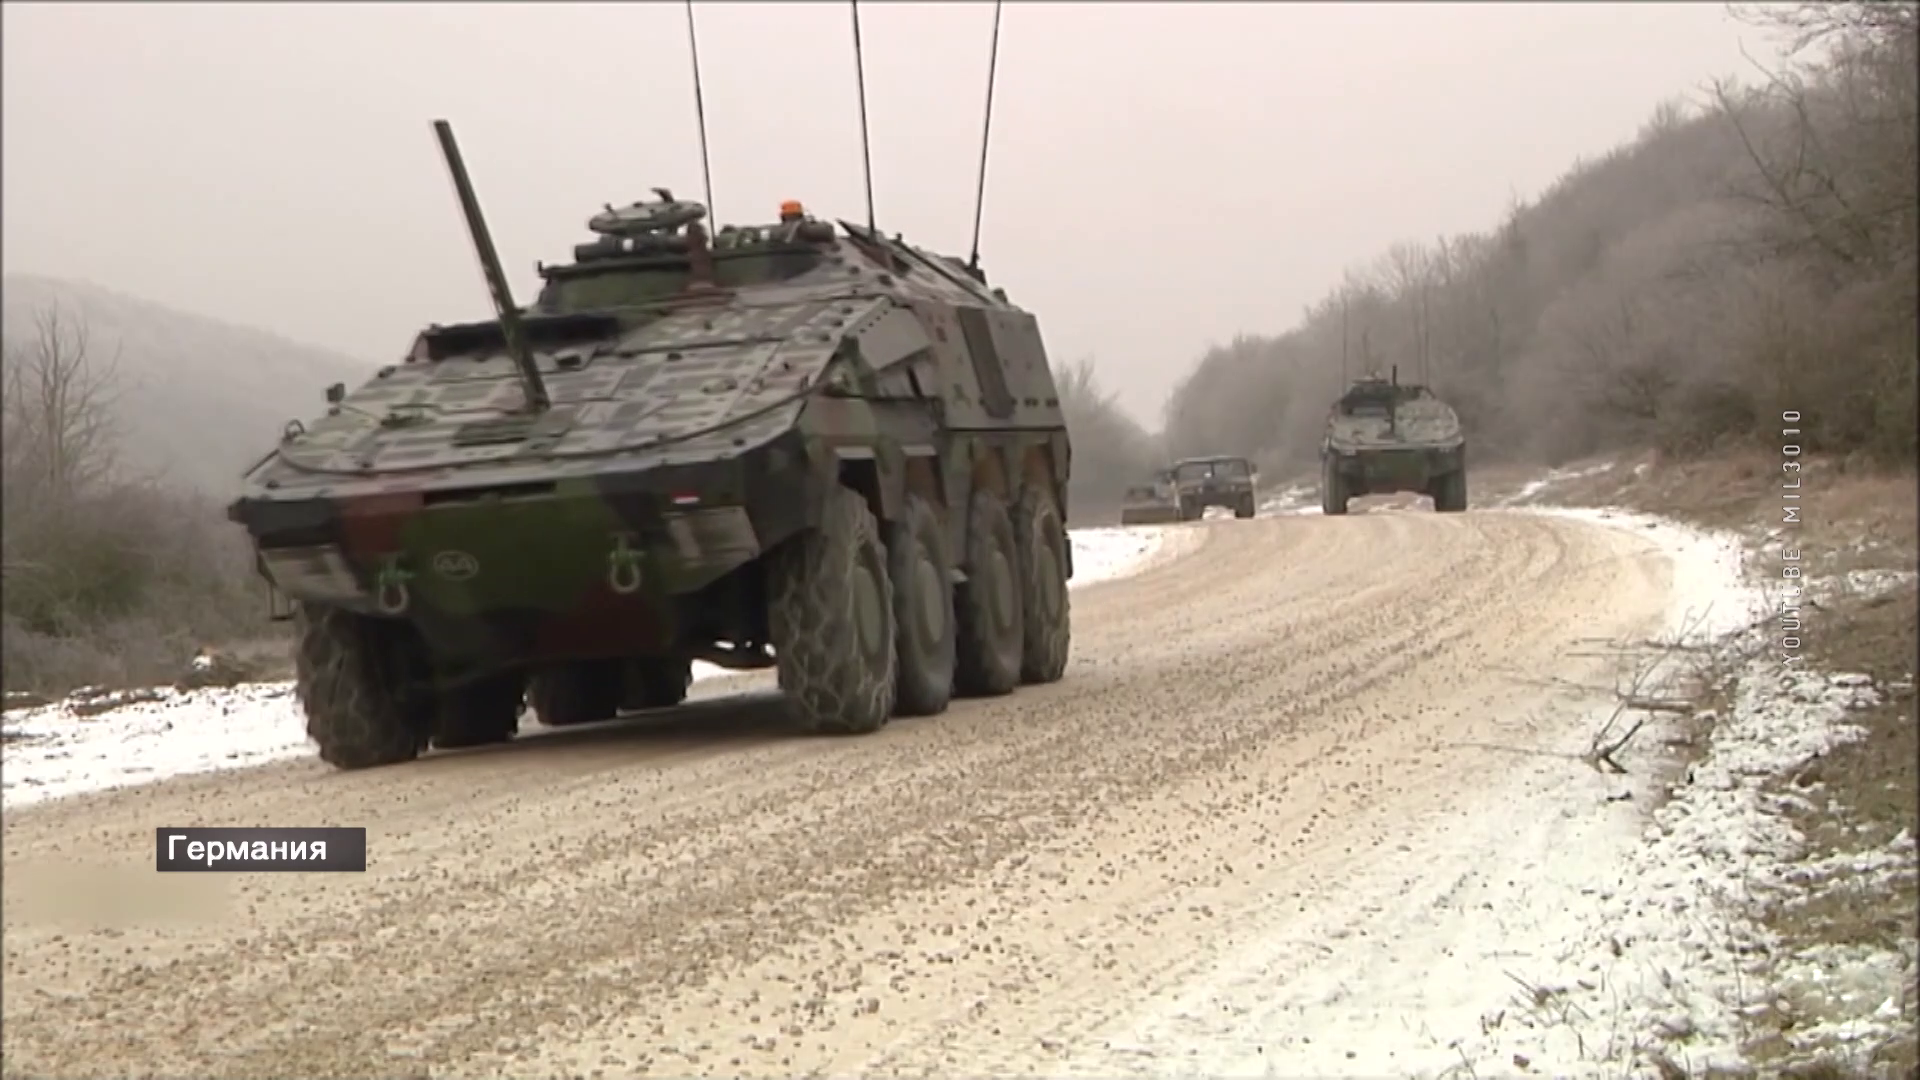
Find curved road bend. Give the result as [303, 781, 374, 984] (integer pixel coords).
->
[2, 508, 1675, 1079]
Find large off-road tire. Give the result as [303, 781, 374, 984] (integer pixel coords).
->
[887, 493, 956, 717]
[624, 657, 693, 711]
[1234, 495, 1256, 520]
[768, 485, 897, 734]
[430, 671, 528, 749]
[294, 604, 432, 770]
[1014, 484, 1071, 685]
[528, 660, 623, 727]
[1433, 468, 1469, 513]
[954, 488, 1025, 697]
[1321, 459, 1349, 516]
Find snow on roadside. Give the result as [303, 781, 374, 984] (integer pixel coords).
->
[1067, 525, 1172, 587]
[1, 683, 310, 811]
[1494, 459, 1620, 508]
[1419, 654, 1910, 1078]
[0, 526, 1173, 811]
[1524, 504, 1766, 642]
[1259, 482, 1316, 515]
[1053, 504, 1910, 1079]
[1425, 507, 1914, 1076]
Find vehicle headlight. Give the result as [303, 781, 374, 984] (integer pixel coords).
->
[259, 545, 367, 603]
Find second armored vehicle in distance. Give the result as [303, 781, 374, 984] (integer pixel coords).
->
[224, 121, 1076, 770]
[1169, 455, 1258, 521]
[1118, 468, 1181, 526]
[1319, 367, 1467, 515]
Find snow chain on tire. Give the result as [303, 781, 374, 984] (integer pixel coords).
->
[769, 485, 897, 734]
[294, 604, 432, 770]
[888, 492, 956, 717]
[954, 488, 1024, 697]
[1014, 484, 1071, 685]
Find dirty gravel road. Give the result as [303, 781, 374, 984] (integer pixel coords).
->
[3, 509, 1677, 1078]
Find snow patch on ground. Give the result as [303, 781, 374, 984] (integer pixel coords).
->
[1419, 663, 1913, 1079]
[1066, 525, 1173, 587]
[1419, 508, 1913, 1076]
[1525, 505, 1768, 642]
[1056, 504, 1911, 1078]
[1810, 566, 1919, 605]
[1260, 483, 1316, 515]
[1495, 459, 1620, 508]
[2, 683, 310, 811]
[1, 526, 1172, 811]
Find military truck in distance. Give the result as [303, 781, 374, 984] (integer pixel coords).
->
[225, 120, 1075, 771]
[1319, 368, 1466, 515]
[1118, 468, 1180, 526]
[1168, 456, 1258, 521]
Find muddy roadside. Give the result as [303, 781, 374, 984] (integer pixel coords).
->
[1488, 449, 1918, 1080]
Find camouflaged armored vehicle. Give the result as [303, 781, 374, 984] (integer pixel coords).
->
[1118, 468, 1180, 526]
[1319, 367, 1466, 515]
[1169, 455, 1258, 521]
[226, 121, 1074, 770]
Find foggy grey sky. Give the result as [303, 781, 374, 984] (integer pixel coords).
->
[3, 2, 1782, 425]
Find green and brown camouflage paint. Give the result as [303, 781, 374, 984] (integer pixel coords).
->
[229, 187, 1071, 677]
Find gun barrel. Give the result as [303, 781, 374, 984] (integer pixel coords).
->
[432, 119, 551, 412]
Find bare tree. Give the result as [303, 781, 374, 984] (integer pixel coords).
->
[1715, 3, 1918, 270]
[1058, 356, 1161, 509]
[1730, 1, 1918, 58]
[0, 299, 279, 693]
[2, 299, 123, 505]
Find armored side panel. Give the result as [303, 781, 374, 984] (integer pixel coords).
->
[829, 225, 1064, 431]
[825, 222, 1071, 562]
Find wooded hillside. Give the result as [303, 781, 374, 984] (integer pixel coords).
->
[1152, 3, 1915, 478]
[3, 3, 1909, 693]
[0, 276, 377, 496]
[1058, 357, 1164, 514]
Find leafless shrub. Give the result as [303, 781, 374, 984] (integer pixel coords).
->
[1058, 355, 1162, 511]
[1, 300, 268, 695]
[1579, 606, 1740, 775]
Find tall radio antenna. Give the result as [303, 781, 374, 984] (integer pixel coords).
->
[1419, 278, 1432, 383]
[1342, 298, 1353, 390]
[850, 0, 878, 233]
[684, 0, 717, 222]
[966, 0, 1005, 273]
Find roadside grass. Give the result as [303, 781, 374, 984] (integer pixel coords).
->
[1512, 448, 1918, 1080]
[1524, 449, 1916, 572]
[1741, 579, 1918, 1080]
